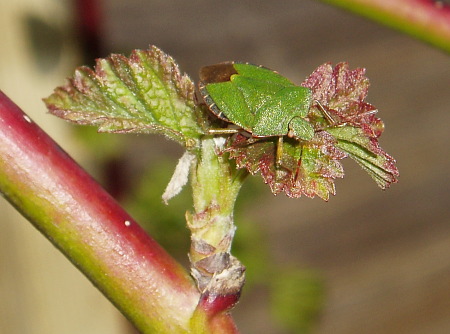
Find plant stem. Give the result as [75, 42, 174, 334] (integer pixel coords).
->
[0, 91, 238, 333]
[319, 0, 450, 53]
[188, 137, 247, 317]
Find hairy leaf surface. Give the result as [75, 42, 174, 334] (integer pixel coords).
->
[44, 46, 204, 147]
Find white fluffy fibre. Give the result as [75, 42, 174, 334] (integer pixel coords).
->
[162, 151, 196, 204]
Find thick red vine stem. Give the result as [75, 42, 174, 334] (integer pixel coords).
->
[319, 0, 450, 53]
[0, 91, 238, 333]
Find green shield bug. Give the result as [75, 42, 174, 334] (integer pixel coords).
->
[199, 62, 324, 164]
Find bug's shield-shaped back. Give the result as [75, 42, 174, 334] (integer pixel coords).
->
[200, 62, 313, 138]
[252, 86, 313, 139]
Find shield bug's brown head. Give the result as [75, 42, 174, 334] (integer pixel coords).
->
[199, 62, 239, 121]
[199, 62, 238, 85]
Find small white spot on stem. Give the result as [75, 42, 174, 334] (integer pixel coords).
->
[23, 115, 32, 123]
[124, 220, 131, 227]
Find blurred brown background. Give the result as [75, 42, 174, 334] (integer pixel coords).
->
[1, 1, 449, 333]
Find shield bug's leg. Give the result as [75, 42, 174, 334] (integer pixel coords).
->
[294, 143, 303, 182]
[315, 100, 336, 125]
[208, 128, 240, 135]
[276, 136, 284, 166]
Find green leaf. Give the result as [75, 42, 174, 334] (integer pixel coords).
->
[44, 45, 204, 148]
[326, 126, 398, 188]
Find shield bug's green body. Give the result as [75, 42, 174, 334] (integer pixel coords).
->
[199, 62, 315, 142]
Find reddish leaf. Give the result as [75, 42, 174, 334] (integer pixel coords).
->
[226, 62, 398, 199]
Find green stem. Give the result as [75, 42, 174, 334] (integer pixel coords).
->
[319, 0, 450, 53]
[0, 91, 238, 333]
[187, 137, 248, 317]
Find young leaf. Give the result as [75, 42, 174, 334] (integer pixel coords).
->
[326, 126, 398, 188]
[44, 45, 204, 147]
[226, 62, 398, 199]
[302, 62, 399, 189]
[227, 132, 346, 200]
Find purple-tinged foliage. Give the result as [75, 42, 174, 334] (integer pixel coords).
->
[226, 62, 398, 199]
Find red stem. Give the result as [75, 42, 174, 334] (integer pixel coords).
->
[320, 0, 450, 53]
[0, 90, 238, 333]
